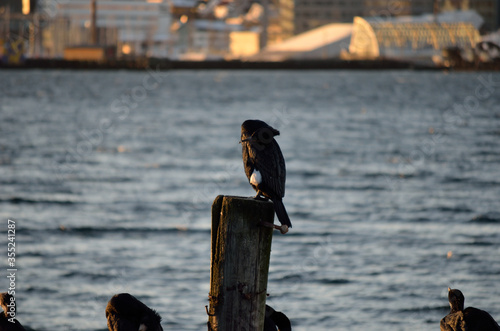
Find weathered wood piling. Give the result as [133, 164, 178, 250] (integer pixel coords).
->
[207, 195, 275, 331]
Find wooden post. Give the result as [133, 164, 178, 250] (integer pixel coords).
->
[208, 195, 274, 331]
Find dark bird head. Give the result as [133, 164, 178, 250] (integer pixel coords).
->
[241, 120, 280, 145]
[448, 288, 465, 313]
[106, 293, 163, 331]
[265, 305, 291, 331]
[0, 292, 15, 317]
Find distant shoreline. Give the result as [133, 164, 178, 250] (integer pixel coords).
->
[2, 58, 498, 71]
[0, 58, 440, 70]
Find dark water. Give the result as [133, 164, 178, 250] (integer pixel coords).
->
[0, 69, 499, 331]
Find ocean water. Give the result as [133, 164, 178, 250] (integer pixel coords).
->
[0, 69, 499, 331]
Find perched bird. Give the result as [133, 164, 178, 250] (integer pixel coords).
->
[264, 305, 292, 331]
[106, 293, 163, 331]
[440, 288, 500, 331]
[0, 293, 26, 331]
[241, 119, 291, 234]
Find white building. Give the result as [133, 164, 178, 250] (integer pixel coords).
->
[251, 23, 352, 61]
[347, 10, 483, 60]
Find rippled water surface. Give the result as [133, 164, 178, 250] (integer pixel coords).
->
[1, 69, 500, 330]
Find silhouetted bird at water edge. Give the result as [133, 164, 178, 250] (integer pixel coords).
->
[106, 293, 163, 331]
[0, 293, 26, 331]
[440, 288, 500, 331]
[241, 119, 291, 234]
[264, 305, 292, 331]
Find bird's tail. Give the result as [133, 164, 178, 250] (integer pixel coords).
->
[273, 198, 292, 228]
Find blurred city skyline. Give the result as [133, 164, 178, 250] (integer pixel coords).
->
[0, 0, 499, 64]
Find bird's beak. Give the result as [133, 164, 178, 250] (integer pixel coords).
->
[448, 287, 451, 292]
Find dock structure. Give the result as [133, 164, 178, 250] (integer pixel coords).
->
[207, 195, 274, 331]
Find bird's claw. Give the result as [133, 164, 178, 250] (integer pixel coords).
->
[253, 193, 269, 201]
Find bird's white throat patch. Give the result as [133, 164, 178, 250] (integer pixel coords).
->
[250, 169, 262, 186]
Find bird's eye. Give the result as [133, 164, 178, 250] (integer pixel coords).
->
[258, 128, 273, 143]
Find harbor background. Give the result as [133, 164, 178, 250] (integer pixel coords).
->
[1, 0, 500, 69]
[0, 69, 499, 330]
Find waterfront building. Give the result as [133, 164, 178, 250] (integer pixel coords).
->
[347, 10, 482, 60]
[283, 0, 498, 37]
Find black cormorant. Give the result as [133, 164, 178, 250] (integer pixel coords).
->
[264, 305, 291, 331]
[440, 288, 500, 331]
[0, 292, 26, 331]
[106, 293, 163, 331]
[241, 119, 291, 234]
